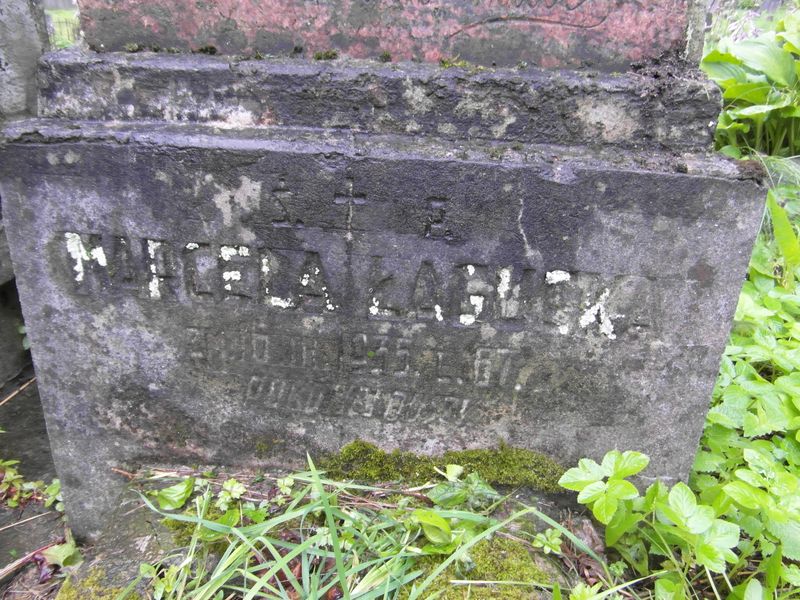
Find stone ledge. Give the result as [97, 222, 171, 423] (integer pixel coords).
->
[5, 118, 740, 180]
[38, 50, 720, 152]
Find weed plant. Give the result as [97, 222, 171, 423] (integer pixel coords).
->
[118, 461, 588, 600]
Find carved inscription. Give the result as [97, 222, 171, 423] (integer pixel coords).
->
[58, 231, 549, 324]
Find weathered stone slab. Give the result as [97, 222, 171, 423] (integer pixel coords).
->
[0, 113, 762, 538]
[0, 0, 49, 118]
[39, 51, 720, 151]
[77, 0, 705, 69]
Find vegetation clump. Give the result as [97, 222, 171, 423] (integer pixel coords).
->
[400, 537, 552, 600]
[313, 49, 339, 60]
[318, 440, 565, 492]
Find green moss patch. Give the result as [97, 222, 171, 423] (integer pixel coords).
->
[318, 440, 565, 493]
[401, 537, 551, 599]
[57, 568, 142, 600]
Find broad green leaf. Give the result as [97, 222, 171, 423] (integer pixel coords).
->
[743, 578, 764, 600]
[411, 509, 452, 546]
[643, 480, 669, 512]
[731, 37, 797, 87]
[577, 480, 607, 504]
[701, 49, 748, 84]
[765, 547, 783, 591]
[783, 564, 800, 586]
[768, 190, 800, 284]
[196, 508, 239, 542]
[444, 464, 464, 482]
[591, 494, 618, 524]
[686, 505, 715, 535]
[775, 371, 800, 396]
[696, 519, 740, 573]
[719, 145, 742, 159]
[722, 81, 771, 105]
[668, 482, 697, 519]
[605, 507, 642, 547]
[731, 103, 785, 120]
[558, 458, 605, 491]
[606, 479, 639, 501]
[778, 30, 800, 54]
[692, 450, 724, 473]
[155, 477, 195, 510]
[703, 519, 741, 553]
[723, 481, 771, 510]
[426, 482, 468, 508]
[655, 576, 685, 600]
[695, 542, 726, 573]
[765, 515, 800, 560]
[744, 448, 778, 477]
[41, 537, 82, 568]
[743, 392, 792, 436]
[601, 450, 623, 477]
[736, 286, 776, 321]
[610, 451, 650, 479]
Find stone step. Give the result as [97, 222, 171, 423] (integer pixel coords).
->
[39, 50, 719, 152]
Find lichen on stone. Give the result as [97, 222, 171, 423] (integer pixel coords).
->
[318, 440, 565, 492]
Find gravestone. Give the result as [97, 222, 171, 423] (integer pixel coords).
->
[0, 0, 49, 118]
[0, 4, 764, 539]
[77, 0, 706, 69]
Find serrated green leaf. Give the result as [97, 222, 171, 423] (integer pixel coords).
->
[591, 494, 618, 525]
[783, 564, 800, 586]
[704, 519, 741, 553]
[577, 480, 607, 505]
[696, 542, 726, 573]
[611, 451, 650, 479]
[723, 480, 771, 510]
[655, 576, 685, 600]
[686, 505, 715, 535]
[606, 479, 639, 501]
[558, 458, 605, 492]
[668, 482, 697, 519]
[766, 515, 800, 560]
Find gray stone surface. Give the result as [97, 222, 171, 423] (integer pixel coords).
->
[0, 60, 763, 540]
[0, 0, 49, 118]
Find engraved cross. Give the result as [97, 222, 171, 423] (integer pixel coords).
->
[334, 176, 366, 241]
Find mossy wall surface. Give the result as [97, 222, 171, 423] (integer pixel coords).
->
[318, 440, 566, 493]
